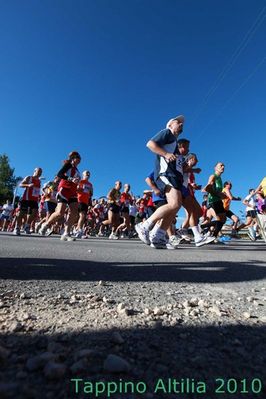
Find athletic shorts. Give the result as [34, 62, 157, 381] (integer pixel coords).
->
[209, 200, 226, 215]
[246, 210, 257, 218]
[120, 205, 129, 214]
[108, 203, 120, 214]
[156, 173, 183, 193]
[226, 210, 235, 219]
[57, 192, 77, 205]
[129, 215, 136, 226]
[154, 199, 167, 209]
[57, 187, 78, 204]
[0, 214, 11, 221]
[44, 201, 57, 213]
[78, 202, 88, 213]
[19, 200, 39, 214]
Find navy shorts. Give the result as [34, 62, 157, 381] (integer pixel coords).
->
[156, 173, 183, 193]
[44, 201, 57, 213]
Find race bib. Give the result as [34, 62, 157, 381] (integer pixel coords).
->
[32, 188, 40, 197]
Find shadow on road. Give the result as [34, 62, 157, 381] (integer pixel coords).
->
[0, 257, 265, 284]
[0, 324, 265, 398]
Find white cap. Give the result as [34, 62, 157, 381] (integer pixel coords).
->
[166, 115, 185, 128]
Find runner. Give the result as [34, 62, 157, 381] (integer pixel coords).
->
[115, 183, 132, 238]
[39, 151, 81, 241]
[202, 162, 227, 239]
[135, 115, 184, 249]
[237, 189, 258, 241]
[145, 171, 181, 249]
[35, 176, 59, 233]
[0, 200, 14, 231]
[98, 181, 122, 239]
[180, 152, 216, 246]
[222, 181, 241, 237]
[75, 170, 93, 238]
[13, 167, 42, 235]
[255, 177, 266, 242]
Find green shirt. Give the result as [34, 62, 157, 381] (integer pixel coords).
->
[208, 174, 223, 204]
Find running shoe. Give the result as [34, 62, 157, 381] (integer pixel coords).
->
[220, 235, 231, 242]
[195, 234, 216, 247]
[75, 230, 83, 239]
[35, 222, 42, 233]
[150, 233, 167, 249]
[135, 223, 151, 245]
[24, 225, 31, 234]
[60, 234, 76, 242]
[178, 228, 192, 243]
[39, 224, 48, 236]
[248, 230, 256, 241]
[168, 235, 181, 249]
[96, 232, 104, 237]
[13, 228, 20, 236]
[45, 227, 53, 237]
[109, 233, 119, 240]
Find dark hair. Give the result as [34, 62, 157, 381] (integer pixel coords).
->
[224, 181, 232, 187]
[177, 138, 190, 147]
[63, 151, 81, 164]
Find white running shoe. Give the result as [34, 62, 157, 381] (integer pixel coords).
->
[109, 233, 119, 240]
[97, 232, 104, 237]
[150, 234, 167, 249]
[195, 234, 216, 247]
[247, 228, 256, 241]
[13, 228, 20, 236]
[35, 222, 42, 233]
[75, 230, 83, 239]
[39, 224, 48, 236]
[45, 227, 54, 237]
[168, 235, 181, 249]
[178, 228, 192, 243]
[135, 223, 150, 245]
[60, 234, 76, 242]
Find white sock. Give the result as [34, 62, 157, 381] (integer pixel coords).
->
[142, 219, 155, 230]
[191, 226, 202, 241]
[150, 224, 165, 237]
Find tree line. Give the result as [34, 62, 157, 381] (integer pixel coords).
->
[0, 154, 21, 204]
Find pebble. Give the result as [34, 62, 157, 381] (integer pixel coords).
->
[153, 306, 165, 316]
[44, 362, 67, 379]
[74, 349, 97, 360]
[0, 345, 10, 361]
[111, 332, 125, 344]
[10, 321, 24, 332]
[104, 354, 130, 373]
[26, 352, 55, 371]
[209, 306, 222, 317]
[70, 359, 88, 373]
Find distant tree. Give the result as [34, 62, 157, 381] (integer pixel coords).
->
[0, 154, 21, 204]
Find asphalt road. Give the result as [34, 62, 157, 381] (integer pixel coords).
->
[0, 232, 265, 399]
[1, 232, 266, 282]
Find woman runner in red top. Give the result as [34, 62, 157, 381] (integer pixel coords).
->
[75, 170, 93, 238]
[115, 183, 133, 237]
[39, 151, 81, 241]
[13, 167, 42, 235]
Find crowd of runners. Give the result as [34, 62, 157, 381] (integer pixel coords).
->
[1, 116, 265, 248]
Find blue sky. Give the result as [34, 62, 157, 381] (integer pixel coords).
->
[0, 0, 265, 218]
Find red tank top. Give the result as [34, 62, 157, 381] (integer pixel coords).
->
[22, 176, 41, 202]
